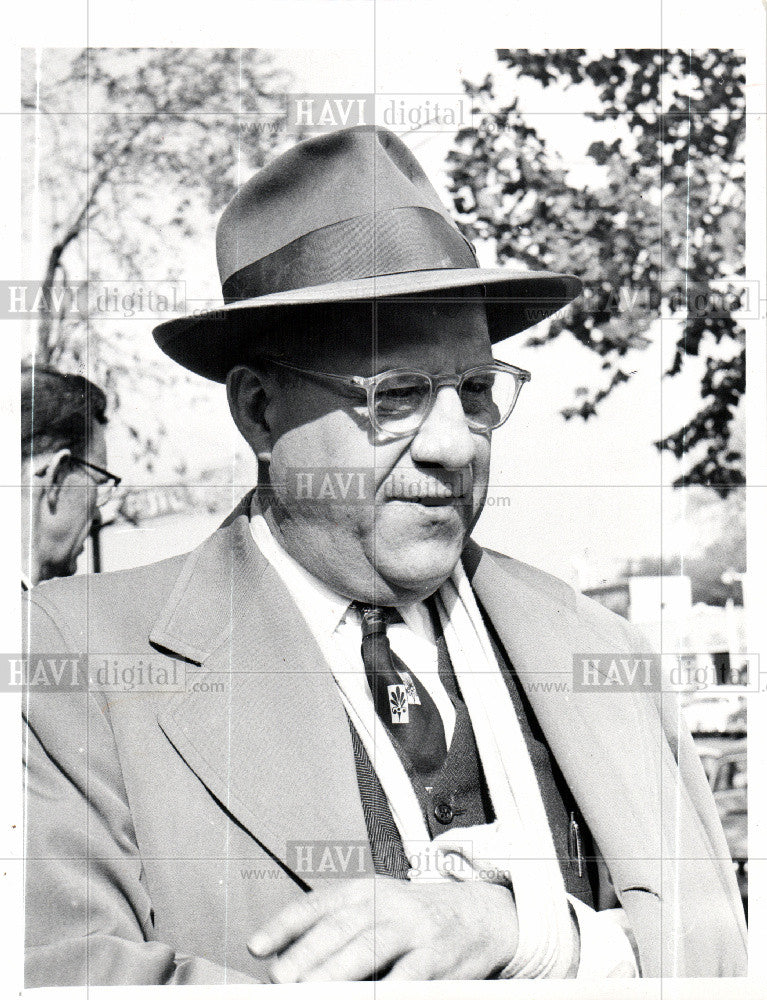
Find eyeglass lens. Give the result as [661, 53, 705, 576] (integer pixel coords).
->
[95, 483, 116, 507]
[372, 369, 520, 433]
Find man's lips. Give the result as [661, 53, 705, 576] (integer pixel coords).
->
[391, 494, 457, 506]
[383, 475, 469, 504]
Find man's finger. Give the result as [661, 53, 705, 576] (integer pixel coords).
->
[268, 905, 369, 983]
[301, 927, 406, 983]
[248, 881, 368, 958]
[384, 948, 441, 981]
[248, 893, 333, 957]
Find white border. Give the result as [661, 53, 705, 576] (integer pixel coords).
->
[3, 2, 766, 998]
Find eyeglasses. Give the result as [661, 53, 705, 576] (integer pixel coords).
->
[259, 358, 532, 438]
[36, 456, 121, 508]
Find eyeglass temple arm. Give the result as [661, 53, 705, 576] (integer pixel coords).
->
[68, 455, 122, 487]
[259, 358, 372, 394]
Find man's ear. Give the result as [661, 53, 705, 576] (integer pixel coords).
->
[41, 450, 72, 512]
[226, 365, 274, 460]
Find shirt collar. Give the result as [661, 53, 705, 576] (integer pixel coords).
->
[249, 513, 351, 638]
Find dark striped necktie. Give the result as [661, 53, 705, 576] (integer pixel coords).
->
[356, 604, 448, 773]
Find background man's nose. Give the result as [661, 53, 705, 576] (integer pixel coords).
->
[409, 387, 477, 469]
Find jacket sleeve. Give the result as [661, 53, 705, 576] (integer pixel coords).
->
[23, 596, 260, 988]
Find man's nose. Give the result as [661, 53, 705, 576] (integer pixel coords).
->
[409, 386, 477, 469]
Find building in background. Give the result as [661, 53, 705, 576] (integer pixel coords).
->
[585, 569, 748, 910]
[584, 573, 748, 692]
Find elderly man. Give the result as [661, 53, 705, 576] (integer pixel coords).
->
[21, 365, 120, 589]
[23, 126, 746, 986]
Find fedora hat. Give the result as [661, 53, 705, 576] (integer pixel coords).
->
[153, 126, 582, 382]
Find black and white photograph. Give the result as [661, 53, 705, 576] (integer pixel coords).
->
[4, 1, 766, 996]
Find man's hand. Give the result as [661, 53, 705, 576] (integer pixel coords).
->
[247, 876, 519, 982]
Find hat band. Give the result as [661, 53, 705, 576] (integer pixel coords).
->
[221, 206, 477, 304]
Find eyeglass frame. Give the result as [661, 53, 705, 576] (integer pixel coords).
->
[254, 357, 532, 438]
[34, 455, 122, 507]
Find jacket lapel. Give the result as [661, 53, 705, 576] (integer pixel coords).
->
[149, 502, 370, 884]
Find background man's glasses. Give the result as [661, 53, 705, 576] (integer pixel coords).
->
[259, 359, 532, 438]
[35, 456, 121, 508]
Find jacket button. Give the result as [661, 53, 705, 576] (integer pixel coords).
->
[434, 802, 453, 825]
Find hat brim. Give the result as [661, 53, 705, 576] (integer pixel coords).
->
[153, 268, 582, 382]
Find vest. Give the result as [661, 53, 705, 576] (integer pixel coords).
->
[349, 599, 598, 905]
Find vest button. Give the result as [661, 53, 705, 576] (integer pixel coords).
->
[434, 802, 454, 825]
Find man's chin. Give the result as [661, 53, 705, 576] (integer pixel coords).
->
[374, 540, 465, 598]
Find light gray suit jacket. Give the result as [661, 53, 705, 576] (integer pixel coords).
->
[23, 498, 747, 985]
